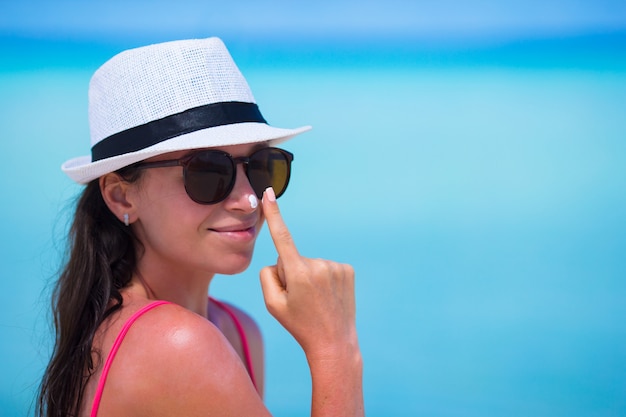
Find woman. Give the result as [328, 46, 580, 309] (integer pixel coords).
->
[38, 37, 363, 417]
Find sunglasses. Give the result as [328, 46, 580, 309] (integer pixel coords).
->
[133, 147, 294, 205]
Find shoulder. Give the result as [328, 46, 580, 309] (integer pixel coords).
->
[119, 301, 235, 369]
[128, 300, 214, 338]
[101, 301, 266, 416]
[106, 301, 233, 382]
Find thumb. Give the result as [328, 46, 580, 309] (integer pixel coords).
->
[259, 265, 286, 315]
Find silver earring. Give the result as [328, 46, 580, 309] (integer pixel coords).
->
[123, 213, 130, 227]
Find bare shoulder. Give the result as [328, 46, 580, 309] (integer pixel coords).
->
[100, 302, 268, 417]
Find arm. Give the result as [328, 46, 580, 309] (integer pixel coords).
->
[260, 188, 365, 417]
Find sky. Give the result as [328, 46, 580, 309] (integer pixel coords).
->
[1, 0, 625, 43]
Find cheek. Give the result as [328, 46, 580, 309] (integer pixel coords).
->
[134, 199, 219, 269]
[135, 171, 214, 232]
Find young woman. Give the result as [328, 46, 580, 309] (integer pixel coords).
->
[37, 37, 363, 417]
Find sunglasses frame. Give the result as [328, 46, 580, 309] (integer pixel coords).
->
[133, 147, 294, 205]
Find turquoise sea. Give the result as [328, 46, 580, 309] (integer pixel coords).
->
[1, 34, 625, 416]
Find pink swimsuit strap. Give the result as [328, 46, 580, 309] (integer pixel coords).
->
[209, 297, 257, 390]
[90, 300, 171, 417]
[90, 298, 256, 417]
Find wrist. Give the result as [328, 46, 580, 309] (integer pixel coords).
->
[307, 339, 364, 417]
[305, 335, 362, 371]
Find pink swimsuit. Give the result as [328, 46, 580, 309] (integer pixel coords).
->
[90, 298, 256, 417]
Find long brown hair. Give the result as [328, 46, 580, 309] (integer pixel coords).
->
[38, 168, 141, 417]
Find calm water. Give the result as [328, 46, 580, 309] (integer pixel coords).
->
[1, 38, 625, 416]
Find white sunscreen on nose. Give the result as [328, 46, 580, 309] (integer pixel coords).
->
[248, 194, 258, 209]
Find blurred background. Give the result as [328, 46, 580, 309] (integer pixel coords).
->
[1, 1, 625, 416]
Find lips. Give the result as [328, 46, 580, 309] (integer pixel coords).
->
[207, 224, 257, 244]
[206, 216, 260, 243]
[209, 222, 257, 233]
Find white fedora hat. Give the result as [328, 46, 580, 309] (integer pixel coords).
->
[62, 37, 311, 184]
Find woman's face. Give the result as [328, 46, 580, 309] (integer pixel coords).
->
[129, 143, 266, 278]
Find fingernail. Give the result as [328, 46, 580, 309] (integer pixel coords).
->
[264, 187, 276, 202]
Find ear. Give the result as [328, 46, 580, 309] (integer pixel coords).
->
[99, 173, 138, 225]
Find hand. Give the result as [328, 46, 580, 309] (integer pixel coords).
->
[259, 187, 358, 359]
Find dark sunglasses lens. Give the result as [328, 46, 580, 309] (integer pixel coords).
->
[247, 148, 292, 199]
[184, 151, 235, 204]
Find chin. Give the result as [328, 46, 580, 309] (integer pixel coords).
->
[214, 253, 254, 275]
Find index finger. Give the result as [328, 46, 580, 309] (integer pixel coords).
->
[262, 187, 300, 261]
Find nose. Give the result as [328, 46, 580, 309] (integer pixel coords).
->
[223, 164, 258, 213]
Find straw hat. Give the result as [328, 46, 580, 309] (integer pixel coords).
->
[61, 37, 311, 184]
